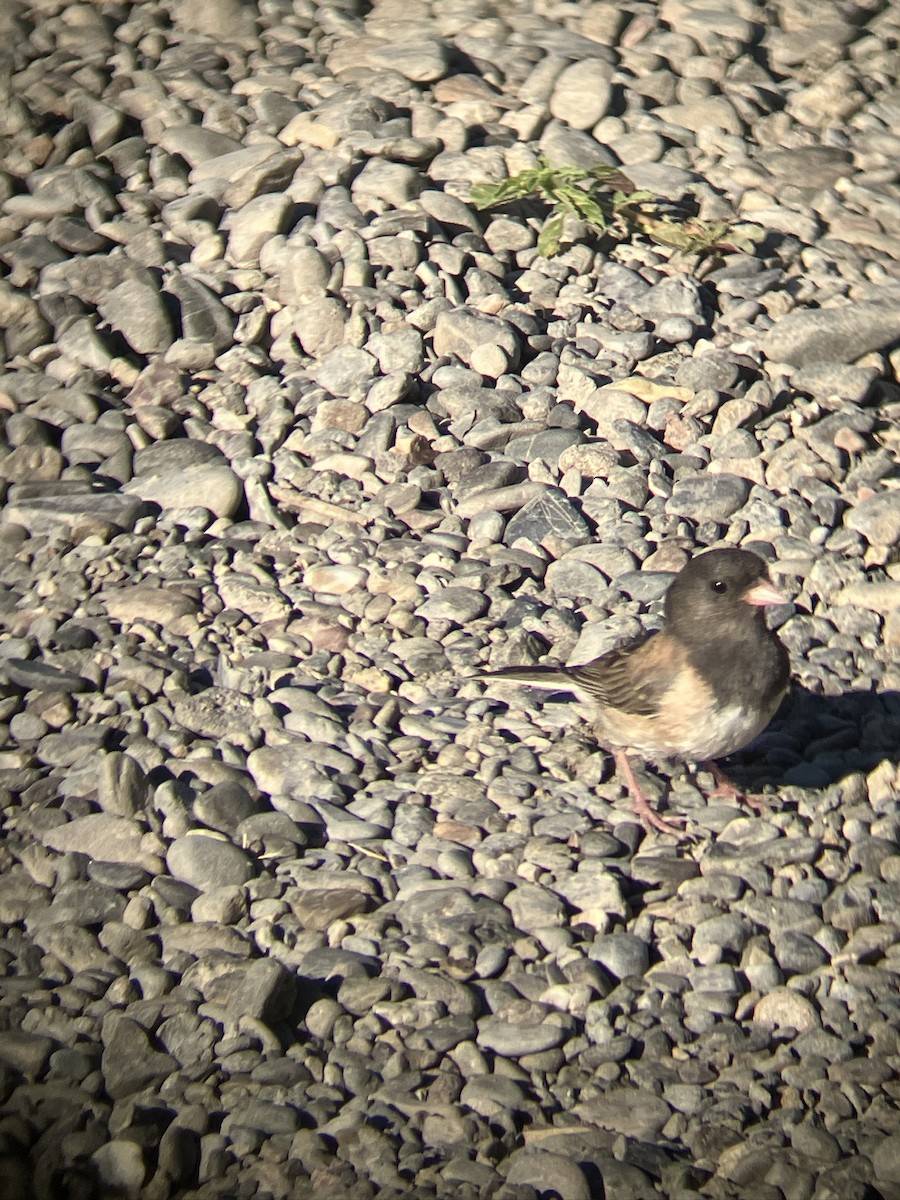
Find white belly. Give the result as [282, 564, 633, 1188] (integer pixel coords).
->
[597, 695, 783, 763]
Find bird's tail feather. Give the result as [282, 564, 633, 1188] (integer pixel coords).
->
[479, 664, 574, 691]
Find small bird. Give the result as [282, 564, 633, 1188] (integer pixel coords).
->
[482, 548, 790, 836]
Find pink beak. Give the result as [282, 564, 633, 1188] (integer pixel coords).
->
[743, 579, 787, 607]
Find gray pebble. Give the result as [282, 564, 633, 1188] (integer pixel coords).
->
[0, 658, 93, 693]
[636, 276, 706, 322]
[417, 587, 489, 624]
[97, 277, 174, 355]
[589, 932, 650, 980]
[477, 1015, 570, 1057]
[101, 1014, 179, 1100]
[550, 59, 614, 130]
[844, 491, 900, 547]
[505, 1150, 591, 1200]
[90, 1139, 146, 1200]
[666, 474, 751, 521]
[42, 814, 162, 874]
[166, 833, 254, 892]
[761, 300, 900, 366]
[505, 489, 591, 548]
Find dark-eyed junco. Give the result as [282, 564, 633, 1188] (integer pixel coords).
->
[482, 548, 790, 836]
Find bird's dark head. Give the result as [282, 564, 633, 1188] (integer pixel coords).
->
[665, 548, 786, 636]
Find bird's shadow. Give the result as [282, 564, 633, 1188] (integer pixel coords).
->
[721, 684, 900, 794]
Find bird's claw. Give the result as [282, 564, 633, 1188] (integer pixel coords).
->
[705, 762, 772, 813]
[634, 798, 689, 839]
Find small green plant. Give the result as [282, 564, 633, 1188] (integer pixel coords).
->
[470, 157, 760, 258]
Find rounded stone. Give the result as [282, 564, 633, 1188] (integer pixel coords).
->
[666, 474, 751, 522]
[753, 988, 819, 1033]
[505, 1150, 591, 1200]
[166, 833, 254, 891]
[845, 492, 900, 547]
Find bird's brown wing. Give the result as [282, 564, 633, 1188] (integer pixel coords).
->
[566, 632, 690, 716]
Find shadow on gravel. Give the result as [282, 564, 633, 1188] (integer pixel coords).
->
[723, 685, 900, 796]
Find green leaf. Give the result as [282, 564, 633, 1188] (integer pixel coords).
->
[537, 212, 565, 257]
[551, 184, 585, 215]
[573, 193, 609, 230]
[471, 177, 531, 208]
[612, 189, 655, 210]
[587, 163, 621, 182]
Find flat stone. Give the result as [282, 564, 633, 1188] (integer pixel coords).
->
[165, 274, 235, 351]
[171, 689, 261, 750]
[761, 301, 900, 366]
[575, 1089, 671, 1139]
[159, 125, 244, 166]
[100, 585, 199, 628]
[0, 1031, 55, 1079]
[659, 94, 745, 134]
[35, 879, 126, 928]
[42, 814, 162, 873]
[0, 444, 63, 483]
[218, 575, 291, 622]
[505, 428, 583, 463]
[291, 298, 349, 357]
[223, 149, 304, 209]
[505, 1151, 591, 1200]
[28, 924, 112, 974]
[0, 874, 50, 923]
[635, 276, 706, 322]
[589, 932, 650, 980]
[433, 310, 520, 372]
[246, 744, 346, 806]
[418, 189, 482, 233]
[345, 38, 448, 83]
[834, 582, 900, 615]
[304, 564, 366, 594]
[308, 345, 378, 397]
[289, 886, 373, 931]
[352, 159, 423, 208]
[505, 489, 591, 548]
[872, 1134, 900, 1184]
[227, 193, 294, 268]
[3, 491, 146, 538]
[312, 799, 388, 841]
[553, 864, 627, 933]
[0, 658, 93, 693]
[416, 587, 489, 623]
[101, 1013, 179, 1099]
[125, 359, 186, 410]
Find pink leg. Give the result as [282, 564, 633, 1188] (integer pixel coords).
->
[614, 750, 687, 838]
[705, 761, 770, 812]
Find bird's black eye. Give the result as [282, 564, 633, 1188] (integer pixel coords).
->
[711, 580, 728, 594]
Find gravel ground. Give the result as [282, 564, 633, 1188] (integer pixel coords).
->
[1, 0, 900, 1197]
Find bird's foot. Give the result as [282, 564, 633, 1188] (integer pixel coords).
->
[704, 762, 771, 812]
[633, 792, 689, 837]
[614, 750, 689, 839]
